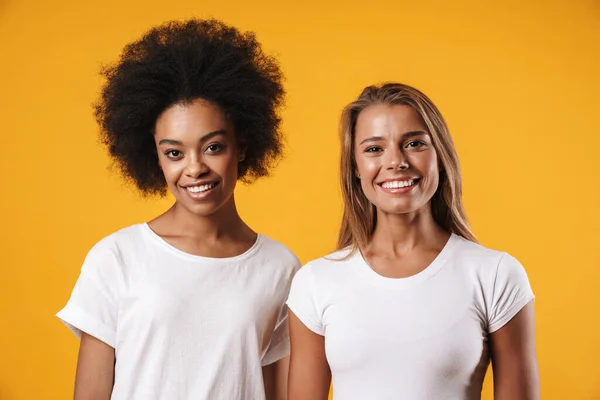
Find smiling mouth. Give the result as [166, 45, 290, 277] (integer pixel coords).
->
[378, 178, 420, 189]
[184, 182, 219, 193]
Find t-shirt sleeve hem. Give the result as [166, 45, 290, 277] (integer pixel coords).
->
[286, 301, 325, 336]
[488, 294, 535, 334]
[261, 339, 290, 366]
[56, 303, 116, 348]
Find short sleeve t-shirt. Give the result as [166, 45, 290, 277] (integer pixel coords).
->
[57, 223, 300, 400]
[286, 234, 534, 400]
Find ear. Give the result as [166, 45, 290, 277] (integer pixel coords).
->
[355, 168, 360, 179]
[238, 141, 247, 163]
[154, 146, 163, 170]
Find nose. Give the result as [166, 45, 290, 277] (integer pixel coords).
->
[185, 154, 209, 178]
[386, 147, 409, 170]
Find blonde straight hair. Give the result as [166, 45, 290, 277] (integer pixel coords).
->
[338, 83, 476, 252]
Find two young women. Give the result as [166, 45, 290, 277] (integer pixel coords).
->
[58, 18, 539, 400]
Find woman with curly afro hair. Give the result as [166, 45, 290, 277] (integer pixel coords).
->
[57, 19, 300, 400]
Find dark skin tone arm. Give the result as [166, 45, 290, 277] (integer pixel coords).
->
[263, 356, 290, 400]
[288, 311, 331, 400]
[74, 333, 115, 400]
[76, 332, 290, 400]
[490, 301, 540, 400]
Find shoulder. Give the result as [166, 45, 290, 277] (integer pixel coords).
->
[84, 224, 147, 265]
[294, 247, 356, 282]
[287, 248, 355, 316]
[452, 236, 506, 265]
[256, 235, 302, 271]
[455, 235, 525, 267]
[450, 236, 513, 277]
[450, 235, 530, 291]
[72, 225, 148, 288]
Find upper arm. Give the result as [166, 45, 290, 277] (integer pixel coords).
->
[74, 333, 115, 400]
[288, 310, 330, 400]
[263, 355, 289, 400]
[56, 239, 125, 399]
[57, 240, 124, 347]
[489, 301, 540, 400]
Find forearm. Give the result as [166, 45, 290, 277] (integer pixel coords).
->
[74, 333, 115, 400]
[263, 356, 289, 400]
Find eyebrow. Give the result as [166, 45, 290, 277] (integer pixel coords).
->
[158, 129, 227, 146]
[359, 130, 428, 145]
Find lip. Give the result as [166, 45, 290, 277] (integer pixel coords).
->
[180, 180, 220, 200]
[377, 178, 421, 194]
[376, 177, 420, 185]
[181, 180, 219, 188]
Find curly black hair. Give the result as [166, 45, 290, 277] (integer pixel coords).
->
[94, 19, 285, 196]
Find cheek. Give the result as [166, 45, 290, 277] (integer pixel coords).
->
[356, 159, 382, 199]
[158, 160, 182, 185]
[212, 153, 239, 179]
[355, 157, 380, 180]
[420, 153, 440, 187]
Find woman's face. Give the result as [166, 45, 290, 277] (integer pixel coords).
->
[353, 104, 440, 217]
[154, 98, 243, 217]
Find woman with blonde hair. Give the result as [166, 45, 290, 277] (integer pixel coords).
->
[287, 83, 539, 399]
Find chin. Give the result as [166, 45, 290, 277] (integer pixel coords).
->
[377, 201, 424, 216]
[187, 203, 224, 217]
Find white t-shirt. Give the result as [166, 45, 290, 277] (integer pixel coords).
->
[287, 234, 534, 400]
[57, 223, 300, 400]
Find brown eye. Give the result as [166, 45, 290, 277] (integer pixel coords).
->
[206, 143, 224, 153]
[165, 150, 182, 158]
[406, 141, 425, 148]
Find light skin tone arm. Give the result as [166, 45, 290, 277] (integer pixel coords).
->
[287, 295, 539, 400]
[74, 333, 115, 400]
[288, 311, 331, 400]
[490, 301, 540, 400]
[263, 355, 290, 400]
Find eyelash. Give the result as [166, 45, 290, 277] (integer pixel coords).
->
[163, 143, 225, 159]
[406, 140, 426, 148]
[364, 140, 425, 153]
[206, 143, 224, 153]
[165, 150, 182, 159]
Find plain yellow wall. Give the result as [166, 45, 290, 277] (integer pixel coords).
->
[1, 0, 599, 398]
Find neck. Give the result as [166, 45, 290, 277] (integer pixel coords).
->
[369, 204, 449, 255]
[168, 194, 248, 240]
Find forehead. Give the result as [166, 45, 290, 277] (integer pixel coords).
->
[154, 99, 233, 139]
[354, 104, 426, 139]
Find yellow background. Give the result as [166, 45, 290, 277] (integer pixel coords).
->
[1, 0, 599, 398]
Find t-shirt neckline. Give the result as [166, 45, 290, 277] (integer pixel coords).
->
[353, 233, 461, 289]
[141, 222, 263, 262]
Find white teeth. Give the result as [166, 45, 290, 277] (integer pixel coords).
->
[381, 179, 415, 189]
[186, 183, 216, 193]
